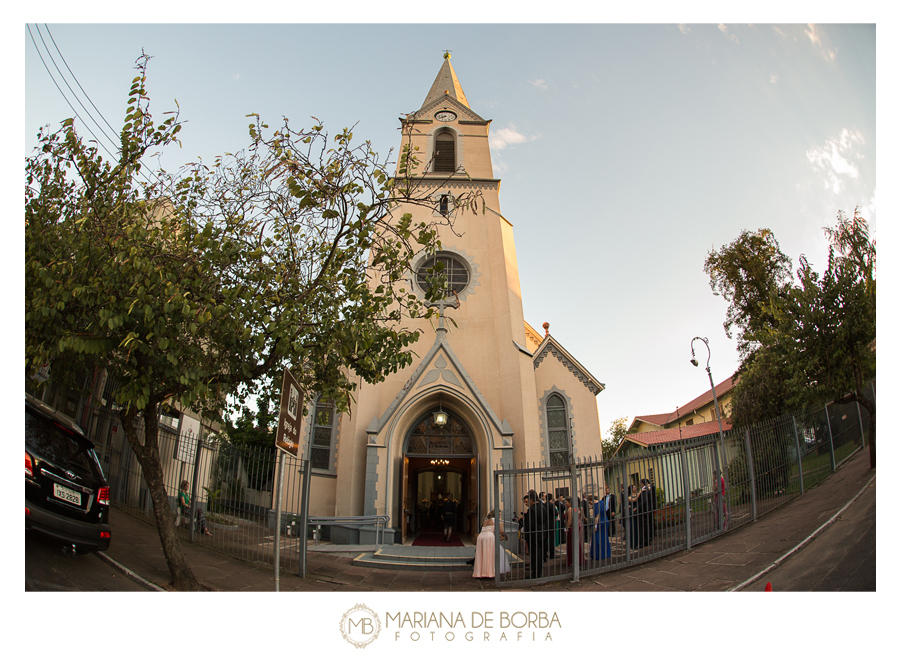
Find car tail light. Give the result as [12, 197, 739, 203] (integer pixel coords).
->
[97, 486, 110, 506]
[101, 531, 110, 538]
[26, 451, 34, 478]
[26, 507, 31, 516]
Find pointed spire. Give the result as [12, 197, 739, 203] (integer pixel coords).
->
[421, 52, 470, 110]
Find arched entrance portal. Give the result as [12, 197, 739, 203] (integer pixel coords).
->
[401, 409, 478, 544]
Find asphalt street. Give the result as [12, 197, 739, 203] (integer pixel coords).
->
[746, 477, 876, 591]
[25, 530, 149, 592]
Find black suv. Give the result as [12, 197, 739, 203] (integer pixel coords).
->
[25, 396, 111, 552]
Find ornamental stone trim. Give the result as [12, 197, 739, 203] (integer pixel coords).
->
[534, 342, 601, 395]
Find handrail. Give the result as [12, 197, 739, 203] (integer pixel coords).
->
[308, 515, 390, 549]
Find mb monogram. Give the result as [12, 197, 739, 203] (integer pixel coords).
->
[340, 604, 382, 648]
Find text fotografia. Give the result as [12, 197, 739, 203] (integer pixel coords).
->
[386, 611, 560, 642]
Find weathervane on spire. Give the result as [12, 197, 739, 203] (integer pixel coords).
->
[443, 50, 452, 59]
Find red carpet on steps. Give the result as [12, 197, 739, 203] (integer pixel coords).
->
[411, 531, 464, 547]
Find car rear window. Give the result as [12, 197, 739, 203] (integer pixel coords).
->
[25, 407, 97, 474]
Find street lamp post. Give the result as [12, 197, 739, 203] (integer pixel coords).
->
[690, 337, 726, 443]
[690, 336, 726, 532]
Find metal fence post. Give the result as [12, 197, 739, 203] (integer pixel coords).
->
[824, 404, 837, 473]
[189, 426, 204, 543]
[712, 441, 723, 533]
[494, 466, 501, 585]
[298, 457, 311, 578]
[570, 458, 579, 582]
[744, 429, 757, 522]
[621, 461, 632, 564]
[791, 416, 805, 494]
[680, 445, 691, 551]
[274, 451, 286, 592]
[856, 402, 866, 448]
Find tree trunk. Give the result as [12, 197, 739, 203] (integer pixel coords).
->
[121, 404, 204, 591]
[859, 398, 876, 469]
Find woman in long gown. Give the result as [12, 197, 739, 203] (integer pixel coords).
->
[627, 485, 641, 549]
[590, 498, 611, 560]
[564, 498, 585, 567]
[473, 511, 511, 578]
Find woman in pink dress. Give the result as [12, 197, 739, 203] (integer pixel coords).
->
[472, 511, 510, 578]
[564, 497, 585, 567]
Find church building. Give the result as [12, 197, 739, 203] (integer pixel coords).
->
[298, 55, 606, 544]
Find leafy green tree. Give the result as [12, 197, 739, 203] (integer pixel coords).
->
[707, 212, 875, 468]
[602, 417, 629, 459]
[765, 210, 876, 467]
[25, 56, 482, 589]
[704, 228, 793, 358]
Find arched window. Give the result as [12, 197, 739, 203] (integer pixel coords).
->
[433, 131, 456, 173]
[310, 397, 338, 472]
[546, 393, 571, 467]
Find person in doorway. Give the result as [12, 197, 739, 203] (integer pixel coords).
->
[472, 510, 510, 578]
[441, 495, 456, 542]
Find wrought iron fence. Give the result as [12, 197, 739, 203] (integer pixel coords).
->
[98, 416, 310, 576]
[493, 385, 873, 587]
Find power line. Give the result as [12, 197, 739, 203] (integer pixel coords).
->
[28, 24, 172, 193]
[27, 24, 117, 161]
[43, 24, 120, 144]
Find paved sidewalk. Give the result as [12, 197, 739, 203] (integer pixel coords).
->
[99, 449, 876, 592]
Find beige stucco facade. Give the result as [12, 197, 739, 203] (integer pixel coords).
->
[295, 56, 606, 544]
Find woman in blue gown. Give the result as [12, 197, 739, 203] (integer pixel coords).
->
[590, 497, 611, 560]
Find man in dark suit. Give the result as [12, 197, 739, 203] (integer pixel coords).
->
[603, 485, 617, 537]
[638, 479, 654, 547]
[523, 490, 546, 578]
[540, 492, 555, 561]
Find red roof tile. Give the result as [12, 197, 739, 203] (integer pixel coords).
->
[623, 418, 732, 449]
[632, 373, 738, 428]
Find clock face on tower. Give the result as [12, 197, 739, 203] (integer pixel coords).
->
[435, 111, 457, 122]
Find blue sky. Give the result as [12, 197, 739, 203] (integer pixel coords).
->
[22, 20, 881, 438]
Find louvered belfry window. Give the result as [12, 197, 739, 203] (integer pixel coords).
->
[434, 132, 456, 172]
[547, 394, 571, 467]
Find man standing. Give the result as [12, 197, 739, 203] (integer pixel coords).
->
[638, 479, 654, 547]
[523, 490, 546, 579]
[603, 485, 617, 537]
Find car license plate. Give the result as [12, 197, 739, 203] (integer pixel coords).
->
[53, 482, 82, 506]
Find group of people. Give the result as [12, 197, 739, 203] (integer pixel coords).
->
[511, 487, 619, 579]
[624, 478, 657, 549]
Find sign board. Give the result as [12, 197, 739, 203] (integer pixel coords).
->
[275, 368, 303, 458]
[175, 415, 202, 465]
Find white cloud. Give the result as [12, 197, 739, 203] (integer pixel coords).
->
[718, 23, 739, 44]
[678, 24, 690, 34]
[805, 24, 837, 61]
[770, 73, 778, 84]
[528, 78, 548, 90]
[806, 129, 865, 194]
[232, 73, 241, 82]
[489, 126, 540, 151]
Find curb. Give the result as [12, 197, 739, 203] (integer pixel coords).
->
[95, 551, 166, 592]
[728, 473, 876, 591]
